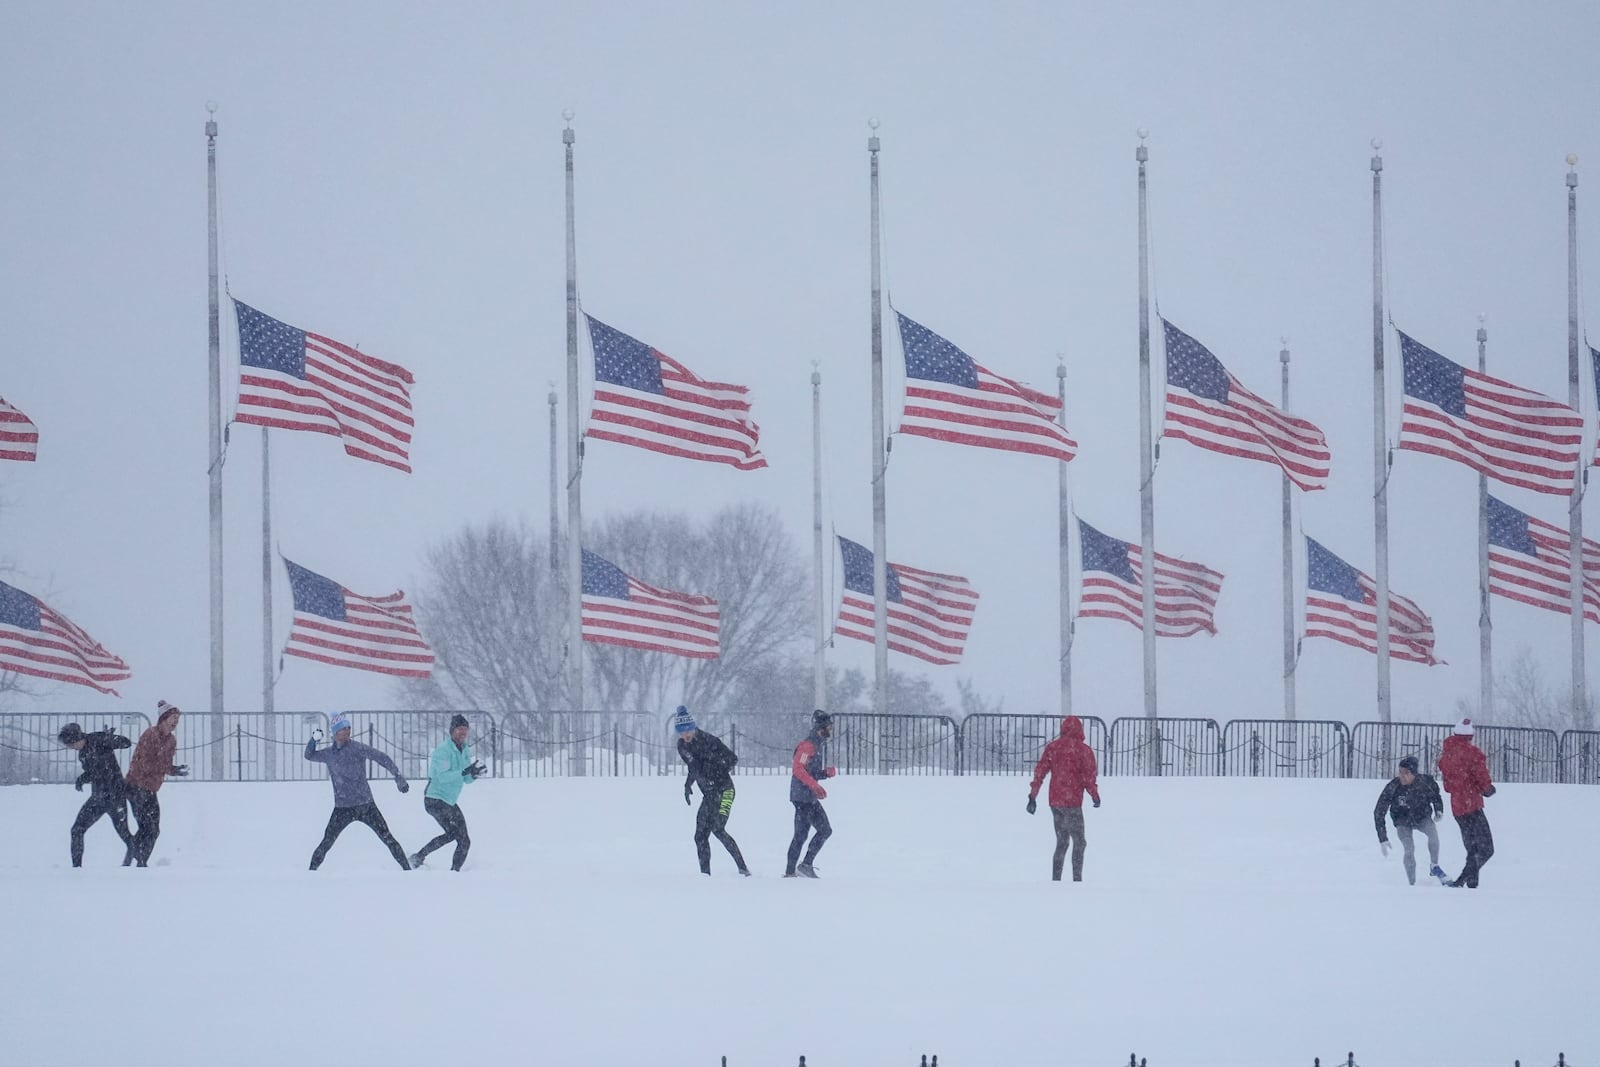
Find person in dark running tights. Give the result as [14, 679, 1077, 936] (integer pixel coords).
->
[304, 713, 412, 871]
[673, 705, 750, 877]
[785, 710, 837, 878]
[1438, 718, 1496, 889]
[58, 722, 136, 867]
[409, 714, 486, 872]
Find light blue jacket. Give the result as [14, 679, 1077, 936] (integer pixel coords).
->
[424, 737, 476, 805]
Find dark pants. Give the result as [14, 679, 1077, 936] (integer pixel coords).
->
[70, 790, 133, 867]
[309, 804, 410, 871]
[694, 787, 747, 874]
[1051, 806, 1087, 882]
[415, 797, 471, 870]
[127, 785, 162, 867]
[786, 800, 831, 874]
[1453, 810, 1495, 887]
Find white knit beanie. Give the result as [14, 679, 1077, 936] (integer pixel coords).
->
[1452, 718, 1475, 736]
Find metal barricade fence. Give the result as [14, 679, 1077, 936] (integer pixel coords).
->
[832, 713, 961, 775]
[170, 712, 331, 782]
[1474, 725, 1562, 784]
[1348, 722, 1449, 778]
[0, 711, 151, 785]
[1561, 730, 1600, 785]
[958, 714, 1110, 775]
[1220, 720, 1350, 779]
[1107, 718, 1221, 776]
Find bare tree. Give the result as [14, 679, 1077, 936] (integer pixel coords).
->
[1457, 644, 1596, 733]
[397, 503, 809, 719]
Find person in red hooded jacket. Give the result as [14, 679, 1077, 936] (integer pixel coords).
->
[1026, 716, 1101, 882]
[1437, 717, 1496, 888]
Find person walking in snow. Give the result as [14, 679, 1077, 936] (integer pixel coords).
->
[673, 706, 750, 877]
[57, 722, 136, 867]
[785, 709, 837, 878]
[304, 713, 412, 871]
[124, 700, 189, 867]
[1438, 718, 1496, 888]
[1026, 715, 1102, 882]
[1373, 754, 1445, 885]
[409, 714, 485, 872]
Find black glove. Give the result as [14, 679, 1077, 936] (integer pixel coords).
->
[685, 781, 694, 806]
[470, 761, 487, 777]
[75, 778, 84, 792]
[1025, 796, 1037, 815]
[1093, 796, 1101, 809]
[171, 765, 189, 777]
[396, 778, 410, 794]
[1482, 785, 1495, 798]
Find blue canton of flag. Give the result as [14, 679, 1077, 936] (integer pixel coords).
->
[1305, 538, 1365, 602]
[237, 302, 309, 377]
[1485, 497, 1539, 556]
[837, 536, 903, 601]
[286, 559, 348, 620]
[588, 318, 666, 393]
[1077, 521, 1137, 583]
[899, 315, 981, 388]
[1399, 336, 1468, 418]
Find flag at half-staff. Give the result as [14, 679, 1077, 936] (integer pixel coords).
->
[1397, 330, 1583, 496]
[833, 536, 979, 665]
[0, 395, 38, 462]
[1487, 495, 1600, 623]
[580, 550, 720, 659]
[1304, 537, 1438, 665]
[282, 558, 434, 678]
[0, 580, 131, 694]
[1160, 320, 1330, 490]
[584, 314, 766, 470]
[232, 300, 417, 472]
[894, 311, 1076, 461]
[1074, 519, 1223, 637]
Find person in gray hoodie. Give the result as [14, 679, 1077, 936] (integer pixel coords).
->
[304, 713, 412, 871]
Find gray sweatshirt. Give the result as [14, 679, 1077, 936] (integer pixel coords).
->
[304, 738, 405, 808]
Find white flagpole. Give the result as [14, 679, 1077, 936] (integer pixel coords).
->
[1058, 360, 1073, 718]
[868, 122, 889, 716]
[564, 111, 586, 750]
[1567, 154, 1588, 724]
[1280, 340, 1296, 721]
[206, 105, 226, 779]
[1371, 140, 1393, 732]
[1136, 131, 1158, 752]
[1477, 318, 1493, 721]
[261, 429, 275, 779]
[812, 367, 827, 711]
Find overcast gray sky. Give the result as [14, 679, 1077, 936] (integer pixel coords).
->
[3, 1, 1597, 723]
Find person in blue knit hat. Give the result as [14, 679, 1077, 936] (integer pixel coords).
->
[674, 705, 749, 876]
[304, 713, 412, 871]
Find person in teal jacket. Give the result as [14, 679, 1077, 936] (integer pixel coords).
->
[409, 715, 486, 871]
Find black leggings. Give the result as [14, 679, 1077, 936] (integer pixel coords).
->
[1454, 810, 1495, 887]
[415, 797, 471, 870]
[70, 790, 133, 867]
[693, 787, 747, 874]
[309, 804, 410, 871]
[786, 800, 831, 873]
[127, 786, 162, 866]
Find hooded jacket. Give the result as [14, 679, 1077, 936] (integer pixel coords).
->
[1438, 734, 1493, 818]
[125, 711, 181, 792]
[1029, 716, 1101, 809]
[74, 731, 130, 795]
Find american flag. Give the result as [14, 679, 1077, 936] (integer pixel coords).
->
[581, 550, 720, 659]
[585, 315, 766, 471]
[233, 300, 416, 473]
[0, 580, 131, 694]
[1304, 537, 1438, 665]
[1161, 320, 1330, 491]
[895, 311, 1076, 461]
[1075, 519, 1224, 637]
[1487, 495, 1600, 623]
[282, 558, 434, 678]
[833, 536, 979, 665]
[0, 395, 38, 462]
[1397, 331, 1582, 496]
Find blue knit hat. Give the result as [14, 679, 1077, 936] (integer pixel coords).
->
[673, 706, 697, 734]
[329, 713, 352, 736]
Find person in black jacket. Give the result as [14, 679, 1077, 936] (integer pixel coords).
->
[1373, 754, 1446, 885]
[674, 706, 749, 877]
[58, 722, 136, 867]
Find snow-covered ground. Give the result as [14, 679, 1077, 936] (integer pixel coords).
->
[1, 774, 1593, 1066]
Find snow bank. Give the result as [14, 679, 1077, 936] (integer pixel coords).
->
[0, 775, 1593, 1066]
